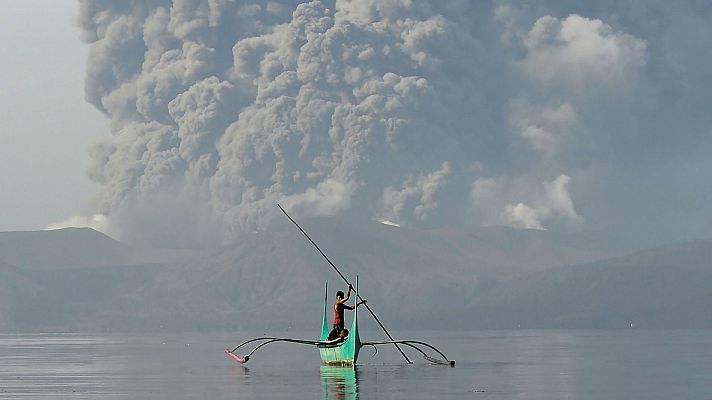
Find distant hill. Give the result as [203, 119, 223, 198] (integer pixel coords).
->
[461, 240, 712, 329]
[0, 228, 132, 269]
[0, 220, 708, 332]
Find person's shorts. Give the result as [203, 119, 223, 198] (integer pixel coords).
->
[328, 325, 343, 340]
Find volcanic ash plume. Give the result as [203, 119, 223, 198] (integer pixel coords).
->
[78, 1, 645, 244]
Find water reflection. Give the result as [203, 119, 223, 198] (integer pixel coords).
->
[320, 365, 359, 400]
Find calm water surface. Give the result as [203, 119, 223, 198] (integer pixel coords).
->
[1, 330, 710, 399]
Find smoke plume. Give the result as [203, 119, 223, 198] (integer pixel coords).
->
[78, 1, 646, 245]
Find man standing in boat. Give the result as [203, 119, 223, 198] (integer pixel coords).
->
[329, 284, 366, 339]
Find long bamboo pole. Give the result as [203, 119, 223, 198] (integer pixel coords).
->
[277, 204, 412, 364]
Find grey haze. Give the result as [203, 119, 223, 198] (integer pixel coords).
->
[0, 223, 709, 332]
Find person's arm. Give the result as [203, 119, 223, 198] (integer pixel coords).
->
[342, 297, 366, 310]
[342, 285, 353, 302]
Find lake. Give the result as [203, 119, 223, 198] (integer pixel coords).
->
[1, 330, 710, 399]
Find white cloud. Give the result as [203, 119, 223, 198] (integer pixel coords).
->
[543, 174, 582, 224]
[471, 174, 582, 230]
[502, 203, 543, 230]
[517, 14, 646, 94]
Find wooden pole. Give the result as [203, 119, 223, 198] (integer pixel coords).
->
[277, 204, 413, 364]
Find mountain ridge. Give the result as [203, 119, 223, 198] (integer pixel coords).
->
[0, 221, 708, 331]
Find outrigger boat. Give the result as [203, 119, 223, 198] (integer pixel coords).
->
[225, 277, 454, 366]
[224, 205, 455, 367]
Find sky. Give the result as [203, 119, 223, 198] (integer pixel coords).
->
[0, 1, 107, 231]
[1, 1, 710, 249]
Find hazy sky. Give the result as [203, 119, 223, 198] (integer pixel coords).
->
[0, 1, 107, 231]
[1, 1, 710, 249]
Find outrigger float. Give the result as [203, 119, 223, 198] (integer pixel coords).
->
[224, 205, 455, 368]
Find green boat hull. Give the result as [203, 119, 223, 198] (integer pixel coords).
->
[319, 278, 360, 366]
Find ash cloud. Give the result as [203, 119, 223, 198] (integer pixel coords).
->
[78, 0, 494, 243]
[76, 0, 712, 247]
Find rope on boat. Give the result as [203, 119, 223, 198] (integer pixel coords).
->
[361, 340, 456, 367]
